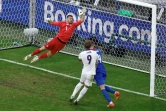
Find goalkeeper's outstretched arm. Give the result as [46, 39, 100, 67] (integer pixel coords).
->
[46, 18, 61, 26]
[79, 7, 86, 22]
[80, 14, 85, 22]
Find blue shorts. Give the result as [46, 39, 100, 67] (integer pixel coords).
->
[94, 73, 106, 86]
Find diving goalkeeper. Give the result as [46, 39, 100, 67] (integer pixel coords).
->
[24, 8, 86, 63]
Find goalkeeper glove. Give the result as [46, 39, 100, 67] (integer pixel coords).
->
[46, 18, 52, 23]
[82, 7, 86, 15]
[78, 7, 86, 17]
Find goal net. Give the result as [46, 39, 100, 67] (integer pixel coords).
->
[35, 0, 153, 71]
[0, 0, 31, 50]
[33, 0, 165, 96]
[0, 0, 165, 97]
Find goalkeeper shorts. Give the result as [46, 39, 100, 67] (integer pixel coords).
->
[44, 37, 66, 55]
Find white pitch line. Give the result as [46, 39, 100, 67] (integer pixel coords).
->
[0, 58, 166, 102]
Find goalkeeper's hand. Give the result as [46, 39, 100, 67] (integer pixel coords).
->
[79, 7, 86, 18]
[82, 7, 86, 15]
[46, 18, 52, 24]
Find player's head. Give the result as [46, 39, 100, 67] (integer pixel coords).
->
[84, 40, 92, 50]
[66, 15, 73, 24]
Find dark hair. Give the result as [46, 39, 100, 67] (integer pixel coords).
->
[67, 15, 73, 18]
[84, 40, 92, 50]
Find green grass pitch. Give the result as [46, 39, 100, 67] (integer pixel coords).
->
[0, 46, 165, 111]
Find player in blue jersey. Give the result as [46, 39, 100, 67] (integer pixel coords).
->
[90, 42, 120, 108]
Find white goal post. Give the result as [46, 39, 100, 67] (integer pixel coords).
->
[116, 0, 157, 97]
[120, 0, 157, 97]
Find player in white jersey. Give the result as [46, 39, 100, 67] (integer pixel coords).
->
[69, 40, 98, 105]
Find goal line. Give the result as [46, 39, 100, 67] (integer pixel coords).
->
[0, 57, 166, 102]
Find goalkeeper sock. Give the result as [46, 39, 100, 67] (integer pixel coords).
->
[31, 48, 41, 56]
[71, 83, 83, 99]
[101, 89, 112, 103]
[105, 86, 115, 94]
[38, 53, 48, 59]
[76, 86, 88, 101]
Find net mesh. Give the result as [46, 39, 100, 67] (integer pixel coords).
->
[136, 0, 166, 95]
[36, 0, 152, 71]
[155, 22, 166, 95]
[0, 0, 30, 50]
[0, 0, 166, 96]
[34, 0, 165, 95]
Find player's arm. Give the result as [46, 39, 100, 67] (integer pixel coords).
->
[80, 7, 86, 22]
[78, 53, 83, 63]
[46, 18, 61, 26]
[74, 7, 86, 26]
[95, 53, 99, 66]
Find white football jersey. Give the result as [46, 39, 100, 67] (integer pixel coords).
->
[79, 50, 98, 75]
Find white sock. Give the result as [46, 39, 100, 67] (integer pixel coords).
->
[76, 87, 88, 102]
[35, 56, 39, 60]
[71, 82, 83, 99]
[109, 101, 113, 104]
[28, 54, 32, 57]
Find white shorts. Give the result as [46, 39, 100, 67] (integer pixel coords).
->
[80, 74, 94, 87]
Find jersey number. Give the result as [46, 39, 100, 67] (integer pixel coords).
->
[87, 55, 92, 64]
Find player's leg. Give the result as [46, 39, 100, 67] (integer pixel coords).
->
[69, 74, 85, 102]
[99, 84, 114, 108]
[31, 46, 46, 56]
[24, 37, 58, 61]
[24, 45, 46, 61]
[69, 82, 84, 102]
[103, 73, 115, 94]
[74, 85, 88, 105]
[105, 86, 115, 94]
[105, 85, 120, 100]
[30, 51, 53, 63]
[74, 75, 94, 104]
[30, 38, 66, 63]
[95, 75, 114, 108]
[103, 74, 120, 100]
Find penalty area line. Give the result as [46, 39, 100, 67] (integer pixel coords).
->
[0, 58, 166, 102]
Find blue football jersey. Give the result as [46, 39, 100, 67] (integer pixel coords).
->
[93, 48, 106, 74]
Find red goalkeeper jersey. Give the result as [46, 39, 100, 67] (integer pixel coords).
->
[51, 20, 82, 43]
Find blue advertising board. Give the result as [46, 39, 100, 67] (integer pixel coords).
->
[0, 0, 166, 56]
[0, 0, 29, 25]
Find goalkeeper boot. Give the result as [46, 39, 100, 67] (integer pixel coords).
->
[24, 54, 31, 61]
[74, 100, 78, 105]
[30, 56, 39, 64]
[107, 102, 114, 108]
[114, 91, 120, 100]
